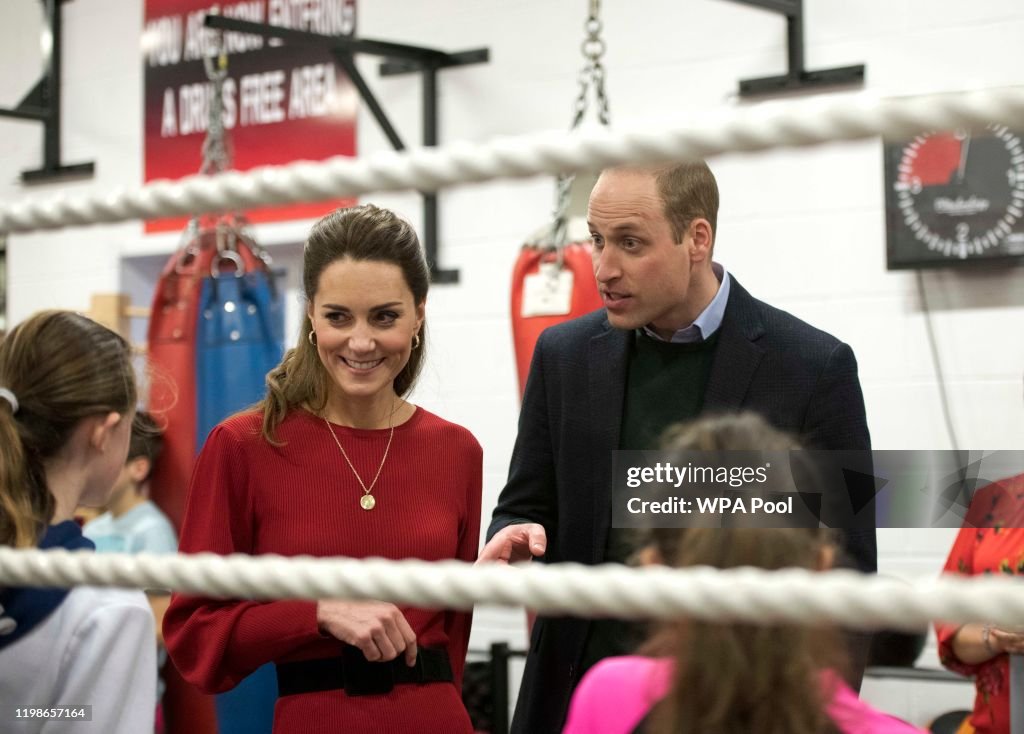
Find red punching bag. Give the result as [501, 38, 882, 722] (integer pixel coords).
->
[510, 234, 603, 396]
[147, 225, 267, 530]
[146, 235, 213, 533]
[146, 221, 267, 734]
[146, 241, 221, 734]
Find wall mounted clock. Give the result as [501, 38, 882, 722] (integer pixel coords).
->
[884, 124, 1024, 269]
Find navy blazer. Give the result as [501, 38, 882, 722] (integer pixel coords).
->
[488, 276, 875, 733]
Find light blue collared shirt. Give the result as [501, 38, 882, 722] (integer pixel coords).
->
[641, 262, 730, 344]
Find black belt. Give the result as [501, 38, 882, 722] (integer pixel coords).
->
[276, 646, 454, 697]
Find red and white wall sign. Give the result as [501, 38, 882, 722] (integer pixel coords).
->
[142, 0, 358, 232]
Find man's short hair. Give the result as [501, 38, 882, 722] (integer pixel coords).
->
[129, 411, 164, 479]
[652, 161, 719, 244]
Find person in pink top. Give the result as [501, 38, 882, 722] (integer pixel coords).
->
[563, 414, 923, 734]
[565, 655, 921, 734]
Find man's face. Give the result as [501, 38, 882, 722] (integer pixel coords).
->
[588, 169, 705, 336]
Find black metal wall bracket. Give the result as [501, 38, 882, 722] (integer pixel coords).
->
[0, 0, 95, 184]
[722, 0, 865, 97]
[205, 14, 490, 284]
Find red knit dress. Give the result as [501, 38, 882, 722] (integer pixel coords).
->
[164, 407, 482, 734]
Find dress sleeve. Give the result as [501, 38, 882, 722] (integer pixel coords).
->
[444, 436, 483, 689]
[163, 423, 324, 693]
[51, 592, 156, 734]
[935, 522, 981, 677]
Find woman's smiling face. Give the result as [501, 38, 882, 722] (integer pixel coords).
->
[308, 257, 424, 403]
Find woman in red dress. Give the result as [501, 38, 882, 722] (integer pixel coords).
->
[164, 204, 482, 734]
[936, 473, 1024, 734]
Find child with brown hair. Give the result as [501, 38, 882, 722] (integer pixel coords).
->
[563, 413, 922, 734]
[85, 410, 177, 631]
[0, 310, 156, 733]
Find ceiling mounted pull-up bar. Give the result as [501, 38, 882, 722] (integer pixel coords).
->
[722, 0, 865, 97]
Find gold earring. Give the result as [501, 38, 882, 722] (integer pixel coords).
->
[412, 332, 421, 349]
[308, 330, 317, 346]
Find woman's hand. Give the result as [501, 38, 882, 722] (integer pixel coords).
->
[316, 600, 417, 666]
[989, 626, 1024, 655]
[952, 622, 1024, 664]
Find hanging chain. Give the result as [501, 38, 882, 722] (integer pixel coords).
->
[199, 25, 272, 272]
[173, 19, 272, 277]
[551, 0, 610, 255]
[573, 0, 610, 129]
[179, 22, 234, 256]
[201, 28, 230, 177]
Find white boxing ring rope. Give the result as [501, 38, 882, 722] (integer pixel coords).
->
[3, 85, 1023, 633]
[2, 86, 1024, 233]
[0, 547, 1022, 632]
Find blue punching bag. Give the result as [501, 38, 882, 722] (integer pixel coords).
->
[195, 244, 285, 441]
[194, 231, 284, 734]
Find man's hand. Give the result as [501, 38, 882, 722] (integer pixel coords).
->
[477, 523, 546, 564]
[315, 600, 418, 666]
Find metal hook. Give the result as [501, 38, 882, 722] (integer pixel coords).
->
[174, 243, 201, 275]
[211, 249, 245, 278]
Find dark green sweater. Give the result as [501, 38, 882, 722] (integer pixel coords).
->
[581, 329, 720, 673]
[619, 329, 720, 452]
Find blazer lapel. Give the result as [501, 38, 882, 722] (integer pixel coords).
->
[703, 277, 766, 413]
[588, 320, 630, 564]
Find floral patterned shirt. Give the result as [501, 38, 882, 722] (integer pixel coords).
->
[936, 474, 1024, 734]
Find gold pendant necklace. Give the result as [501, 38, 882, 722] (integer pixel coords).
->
[323, 398, 396, 511]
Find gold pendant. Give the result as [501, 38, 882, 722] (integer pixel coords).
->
[360, 494, 376, 511]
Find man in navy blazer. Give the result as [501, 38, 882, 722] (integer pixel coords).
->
[481, 162, 874, 733]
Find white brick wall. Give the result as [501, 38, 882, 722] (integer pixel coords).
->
[4, 0, 1022, 725]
